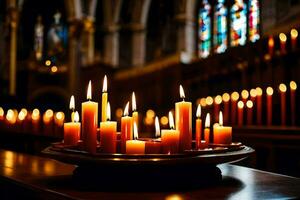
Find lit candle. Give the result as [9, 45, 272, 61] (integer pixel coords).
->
[145, 116, 161, 154]
[268, 36, 274, 56]
[279, 83, 287, 126]
[237, 101, 244, 126]
[241, 90, 249, 103]
[69, 95, 75, 122]
[266, 87, 273, 126]
[175, 85, 192, 152]
[121, 102, 133, 153]
[204, 113, 210, 144]
[100, 102, 117, 153]
[31, 108, 40, 134]
[256, 87, 263, 125]
[291, 29, 298, 51]
[161, 112, 179, 154]
[54, 111, 65, 137]
[17, 108, 27, 131]
[231, 92, 239, 125]
[214, 95, 222, 122]
[279, 33, 287, 54]
[132, 92, 138, 129]
[246, 100, 253, 125]
[290, 81, 297, 126]
[101, 75, 108, 122]
[213, 111, 232, 144]
[222, 93, 230, 125]
[64, 111, 80, 145]
[195, 104, 202, 149]
[126, 122, 145, 154]
[43, 109, 54, 136]
[82, 80, 98, 154]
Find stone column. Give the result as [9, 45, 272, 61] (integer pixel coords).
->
[130, 24, 146, 67]
[103, 25, 120, 67]
[81, 18, 95, 65]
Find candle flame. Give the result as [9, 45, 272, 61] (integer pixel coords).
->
[250, 89, 257, 98]
[214, 95, 222, 105]
[241, 90, 249, 99]
[102, 75, 107, 93]
[74, 111, 79, 122]
[205, 113, 210, 128]
[256, 87, 263, 96]
[179, 85, 185, 99]
[238, 101, 244, 109]
[279, 83, 287, 93]
[168, 111, 175, 129]
[45, 109, 54, 118]
[231, 92, 239, 101]
[219, 111, 223, 126]
[107, 101, 111, 121]
[196, 104, 201, 118]
[206, 96, 213, 106]
[266, 87, 273, 96]
[246, 100, 253, 108]
[155, 116, 160, 138]
[268, 36, 274, 47]
[133, 121, 138, 140]
[69, 95, 75, 110]
[291, 29, 298, 38]
[279, 33, 287, 42]
[290, 81, 297, 90]
[18, 110, 26, 121]
[32, 109, 40, 120]
[6, 109, 14, 122]
[124, 102, 129, 116]
[132, 92, 136, 111]
[87, 80, 92, 100]
[0, 107, 4, 117]
[222, 93, 230, 102]
[200, 98, 207, 107]
[55, 112, 64, 120]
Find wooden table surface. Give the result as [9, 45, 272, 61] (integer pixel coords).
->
[0, 149, 299, 200]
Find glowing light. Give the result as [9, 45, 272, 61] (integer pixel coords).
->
[291, 29, 298, 39]
[133, 122, 138, 139]
[132, 92, 137, 111]
[256, 87, 262, 96]
[246, 100, 253, 108]
[146, 109, 155, 119]
[179, 85, 185, 99]
[222, 93, 230, 102]
[45, 109, 53, 118]
[87, 80, 92, 100]
[200, 98, 207, 107]
[102, 75, 107, 93]
[55, 112, 64, 120]
[205, 113, 210, 128]
[45, 60, 51, 66]
[266, 87, 273, 96]
[214, 95, 222, 104]
[279, 33, 287, 42]
[206, 96, 213, 106]
[18, 110, 26, 121]
[155, 116, 160, 138]
[106, 102, 111, 121]
[219, 111, 223, 126]
[165, 194, 184, 200]
[238, 101, 244, 108]
[69, 95, 75, 110]
[231, 92, 239, 101]
[74, 111, 79, 122]
[268, 36, 274, 47]
[168, 111, 175, 129]
[0, 107, 4, 117]
[241, 90, 249, 99]
[196, 104, 201, 118]
[51, 66, 58, 73]
[115, 108, 123, 118]
[279, 83, 287, 92]
[124, 102, 129, 116]
[250, 89, 257, 98]
[290, 81, 297, 90]
[32, 109, 40, 120]
[6, 109, 15, 123]
[160, 116, 168, 126]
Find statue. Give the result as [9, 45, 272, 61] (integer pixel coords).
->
[34, 15, 44, 61]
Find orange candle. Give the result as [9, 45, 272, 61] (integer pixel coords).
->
[145, 117, 161, 154]
[290, 81, 297, 126]
[266, 87, 273, 126]
[256, 87, 263, 125]
[279, 83, 287, 126]
[69, 95, 75, 122]
[161, 112, 179, 154]
[230, 92, 239, 125]
[121, 102, 133, 153]
[213, 112, 232, 144]
[279, 33, 287, 54]
[175, 85, 192, 152]
[204, 113, 210, 144]
[291, 29, 298, 51]
[195, 104, 202, 149]
[132, 92, 138, 129]
[246, 100, 253, 125]
[31, 108, 40, 134]
[101, 75, 108, 122]
[237, 101, 244, 126]
[214, 95, 222, 122]
[222, 93, 230, 124]
[64, 111, 80, 145]
[82, 81, 98, 154]
[100, 102, 117, 153]
[54, 111, 65, 137]
[43, 109, 54, 136]
[17, 108, 27, 132]
[126, 122, 145, 154]
[268, 36, 274, 56]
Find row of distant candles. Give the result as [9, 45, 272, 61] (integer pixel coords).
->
[268, 28, 298, 55]
[63, 76, 233, 155]
[0, 107, 65, 137]
[197, 81, 297, 126]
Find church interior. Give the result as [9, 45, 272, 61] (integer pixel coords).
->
[0, 0, 300, 199]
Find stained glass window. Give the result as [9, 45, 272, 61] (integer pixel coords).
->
[248, 0, 260, 42]
[230, 0, 247, 46]
[198, 0, 211, 58]
[214, 0, 227, 54]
